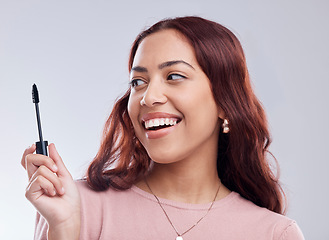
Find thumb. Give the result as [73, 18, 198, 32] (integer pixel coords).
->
[48, 143, 72, 179]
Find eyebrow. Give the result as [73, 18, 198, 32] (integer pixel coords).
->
[130, 60, 195, 73]
[130, 66, 148, 73]
[158, 60, 195, 70]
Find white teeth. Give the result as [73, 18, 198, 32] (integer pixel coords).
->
[144, 118, 178, 129]
[154, 119, 159, 127]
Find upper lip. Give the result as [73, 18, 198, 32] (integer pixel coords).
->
[141, 112, 182, 124]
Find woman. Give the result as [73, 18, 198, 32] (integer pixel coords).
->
[22, 16, 304, 239]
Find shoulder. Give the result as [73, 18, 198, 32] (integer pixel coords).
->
[75, 179, 101, 202]
[75, 179, 116, 206]
[74, 179, 139, 210]
[75, 178, 98, 195]
[75, 178, 135, 200]
[278, 222, 304, 240]
[227, 193, 304, 240]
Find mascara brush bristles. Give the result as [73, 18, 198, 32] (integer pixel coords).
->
[32, 83, 39, 103]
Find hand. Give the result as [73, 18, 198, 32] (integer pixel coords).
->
[22, 143, 81, 239]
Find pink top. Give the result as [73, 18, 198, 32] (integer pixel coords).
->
[35, 180, 304, 240]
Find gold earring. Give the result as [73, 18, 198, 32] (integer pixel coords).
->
[222, 119, 229, 133]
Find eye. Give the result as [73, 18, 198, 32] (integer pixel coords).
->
[167, 73, 186, 81]
[129, 79, 146, 88]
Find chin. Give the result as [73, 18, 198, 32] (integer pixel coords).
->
[145, 147, 186, 165]
[147, 152, 174, 164]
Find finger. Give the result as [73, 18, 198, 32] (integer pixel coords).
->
[25, 154, 58, 180]
[48, 143, 71, 179]
[30, 165, 65, 195]
[26, 175, 57, 200]
[21, 144, 36, 169]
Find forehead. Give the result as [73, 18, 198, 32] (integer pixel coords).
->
[132, 29, 197, 67]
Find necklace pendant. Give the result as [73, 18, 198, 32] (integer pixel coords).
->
[176, 236, 183, 240]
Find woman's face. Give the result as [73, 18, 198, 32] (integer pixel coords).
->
[128, 29, 224, 164]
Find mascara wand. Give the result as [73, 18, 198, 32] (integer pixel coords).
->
[32, 84, 48, 156]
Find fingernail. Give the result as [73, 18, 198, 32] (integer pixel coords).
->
[60, 187, 65, 194]
[52, 165, 58, 171]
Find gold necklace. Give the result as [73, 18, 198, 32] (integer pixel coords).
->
[145, 179, 220, 240]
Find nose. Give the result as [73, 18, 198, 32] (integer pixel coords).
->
[140, 81, 167, 107]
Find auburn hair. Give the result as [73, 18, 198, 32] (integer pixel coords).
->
[87, 16, 286, 214]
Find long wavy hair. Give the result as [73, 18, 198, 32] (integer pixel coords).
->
[87, 16, 286, 214]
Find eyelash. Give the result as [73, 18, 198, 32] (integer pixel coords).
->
[129, 79, 145, 88]
[129, 73, 186, 88]
[167, 73, 186, 81]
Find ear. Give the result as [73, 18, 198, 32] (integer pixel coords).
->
[218, 106, 226, 120]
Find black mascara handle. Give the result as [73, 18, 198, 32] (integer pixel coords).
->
[36, 141, 48, 156]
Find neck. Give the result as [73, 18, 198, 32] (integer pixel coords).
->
[136, 154, 230, 204]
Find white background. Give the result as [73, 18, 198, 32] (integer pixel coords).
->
[1, 0, 328, 239]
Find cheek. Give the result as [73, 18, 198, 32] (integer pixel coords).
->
[127, 95, 133, 119]
[127, 94, 140, 129]
[183, 86, 219, 122]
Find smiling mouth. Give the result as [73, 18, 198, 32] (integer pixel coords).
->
[143, 118, 182, 131]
